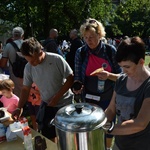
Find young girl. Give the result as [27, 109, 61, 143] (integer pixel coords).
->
[0, 79, 19, 114]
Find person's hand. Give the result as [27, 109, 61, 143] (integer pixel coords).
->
[11, 108, 23, 121]
[72, 81, 84, 95]
[72, 86, 84, 95]
[93, 70, 110, 80]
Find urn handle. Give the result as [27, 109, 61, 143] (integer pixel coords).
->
[102, 121, 114, 133]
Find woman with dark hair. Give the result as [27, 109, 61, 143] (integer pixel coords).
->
[104, 36, 150, 150]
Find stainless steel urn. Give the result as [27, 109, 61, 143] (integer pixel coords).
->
[52, 103, 108, 150]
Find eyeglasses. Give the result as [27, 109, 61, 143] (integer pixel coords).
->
[82, 19, 99, 34]
[88, 19, 98, 28]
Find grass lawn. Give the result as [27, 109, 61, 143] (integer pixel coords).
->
[145, 55, 150, 66]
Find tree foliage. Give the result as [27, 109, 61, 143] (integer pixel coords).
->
[0, 0, 113, 40]
[0, 0, 150, 40]
[113, 0, 150, 37]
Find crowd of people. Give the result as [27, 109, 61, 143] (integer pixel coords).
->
[0, 18, 150, 150]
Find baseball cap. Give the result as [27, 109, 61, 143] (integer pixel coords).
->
[12, 27, 24, 36]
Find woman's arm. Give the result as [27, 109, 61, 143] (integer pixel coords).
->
[94, 70, 120, 81]
[108, 98, 150, 135]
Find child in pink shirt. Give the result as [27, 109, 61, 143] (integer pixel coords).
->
[0, 79, 19, 114]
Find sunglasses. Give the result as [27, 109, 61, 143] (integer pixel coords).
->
[89, 19, 97, 24]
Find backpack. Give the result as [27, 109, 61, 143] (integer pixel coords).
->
[80, 43, 116, 73]
[9, 42, 27, 78]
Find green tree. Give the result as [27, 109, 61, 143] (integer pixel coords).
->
[0, 0, 114, 39]
[113, 0, 150, 37]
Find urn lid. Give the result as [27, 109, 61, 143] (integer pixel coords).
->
[54, 103, 107, 132]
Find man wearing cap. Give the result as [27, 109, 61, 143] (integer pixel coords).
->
[0, 27, 24, 97]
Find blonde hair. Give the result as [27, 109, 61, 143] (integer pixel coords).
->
[0, 79, 15, 91]
[80, 18, 106, 38]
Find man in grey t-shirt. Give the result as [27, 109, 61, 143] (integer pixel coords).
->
[12, 37, 74, 142]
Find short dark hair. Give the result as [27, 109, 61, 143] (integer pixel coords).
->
[21, 37, 42, 56]
[116, 36, 145, 64]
